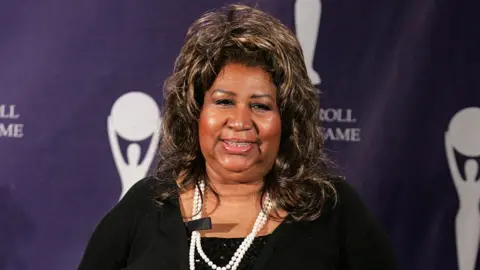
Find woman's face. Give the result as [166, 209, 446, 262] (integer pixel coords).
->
[199, 63, 281, 182]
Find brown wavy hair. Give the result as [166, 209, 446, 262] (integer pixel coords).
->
[155, 4, 336, 221]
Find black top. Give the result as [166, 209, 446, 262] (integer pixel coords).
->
[188, 234, 270, 269]
[78, 177, 397, 270]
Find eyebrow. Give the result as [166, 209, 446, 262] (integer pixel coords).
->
[212, 89, 274, 101]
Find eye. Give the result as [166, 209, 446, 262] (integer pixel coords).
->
[215, 99, 234, 106]
[251, 103, 271, 111]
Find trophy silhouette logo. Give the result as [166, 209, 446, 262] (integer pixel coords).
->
[108, 91, 161, 199]
[445, 107, 480, 270]
[294, 0, 322, 85]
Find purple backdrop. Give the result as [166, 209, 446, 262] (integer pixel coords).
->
[1, 0, 479, 269]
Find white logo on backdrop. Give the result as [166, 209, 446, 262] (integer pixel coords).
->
[0, 104, 24, 138]
[108, 91, 161, 199]
[295, 1, 362, 143]
[445, 107, 480, 270]
[295, 0, 322, 85]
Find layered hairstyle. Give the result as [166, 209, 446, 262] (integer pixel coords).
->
[156, 4, 336, 221]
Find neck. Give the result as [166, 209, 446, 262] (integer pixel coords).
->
[204, 167, 264, 204]
[207, 178, 263, 200]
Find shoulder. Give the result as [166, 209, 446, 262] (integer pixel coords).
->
[324, 176, 385, 241]
[106, 176, 178, 223]
[330, 176, 366, 211]
[78, 176, 175, 269]
[327, 177, 398, 269]
[120, 176, 177, 208]
[120, 176, 158, 206]
[125, 176, 158, 198]
[326, 176, 378, 229]
[125, 176, 164, 197]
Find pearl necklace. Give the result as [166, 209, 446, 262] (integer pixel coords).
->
[189, 180, 272, 270]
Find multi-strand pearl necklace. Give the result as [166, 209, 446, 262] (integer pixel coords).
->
[189, 180, 272, 270]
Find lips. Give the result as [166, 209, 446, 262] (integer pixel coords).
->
[221, 139, 256, 154]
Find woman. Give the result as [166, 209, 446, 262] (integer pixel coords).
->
[78, 4, 396, 270]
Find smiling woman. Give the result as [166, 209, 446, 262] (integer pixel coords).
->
[78, 4, 397, 270]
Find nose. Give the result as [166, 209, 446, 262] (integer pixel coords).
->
[227, 104, 253, 131]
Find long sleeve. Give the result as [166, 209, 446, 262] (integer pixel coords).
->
[77, 178, 156, 270]
[336, 181, 398, 270]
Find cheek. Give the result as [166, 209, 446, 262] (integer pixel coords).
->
[199, 110, 224, 143]
[258, 115, 282, 145]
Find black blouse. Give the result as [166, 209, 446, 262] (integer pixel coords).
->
[189, 234, 270, 269]
[78, 177, 397, 270]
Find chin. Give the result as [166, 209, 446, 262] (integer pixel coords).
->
[220, 163, 253, 174]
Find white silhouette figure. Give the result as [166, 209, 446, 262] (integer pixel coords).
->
[295, 0, 322, 85]
[445, 107, 480, 270]
[108, 91, 161, 199]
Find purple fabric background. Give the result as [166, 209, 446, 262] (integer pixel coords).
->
[1, 0, 478, 269]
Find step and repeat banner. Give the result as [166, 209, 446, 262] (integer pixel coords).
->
[1, 0, 478, 269]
